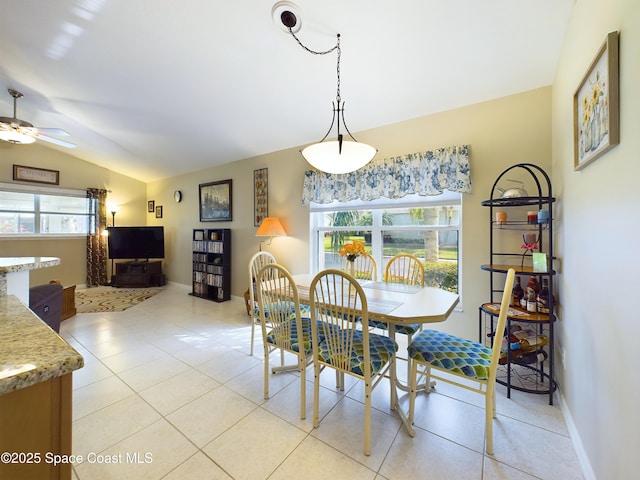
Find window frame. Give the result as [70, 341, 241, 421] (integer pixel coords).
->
[309, 192, 463, 293]
[0, 182, 93, 238]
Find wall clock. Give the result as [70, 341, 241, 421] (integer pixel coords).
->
[174, 190, 182, 203]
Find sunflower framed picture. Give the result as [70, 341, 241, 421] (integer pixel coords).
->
[573, 31, 619, 171]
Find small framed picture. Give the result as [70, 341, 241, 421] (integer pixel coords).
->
[148, 200, 155, 213]
[155, 205, 163, 219]
[13, 164, 60, 185]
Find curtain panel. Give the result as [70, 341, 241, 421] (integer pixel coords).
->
[301, 144, 471, 205]
[86, 188, 108, 287]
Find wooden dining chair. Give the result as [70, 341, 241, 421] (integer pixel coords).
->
[407, 268, 516, 454]
[309, 269, 397, 456]
[384, 253, 425, 286]
[256, 263, 314, 420]
[248, 251, 277, 356]
[345, 252, 377, 280]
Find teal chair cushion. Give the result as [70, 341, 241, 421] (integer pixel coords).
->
[369, 319, 421, 336]
[408, 329, 492, 380]
[266, 316, 313, 354]
[317, 330, 397, 376]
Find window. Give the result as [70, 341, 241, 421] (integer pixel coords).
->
[310, 192, 461, 293]
[0, 184, 93, 236]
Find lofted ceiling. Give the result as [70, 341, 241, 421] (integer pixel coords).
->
[0, 0, 572, 183]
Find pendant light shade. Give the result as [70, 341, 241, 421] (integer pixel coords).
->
[279, 6, 377, 174]
[302, 139, 376, 174]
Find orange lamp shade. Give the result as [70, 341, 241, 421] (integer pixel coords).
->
[256, 217, 286, 237]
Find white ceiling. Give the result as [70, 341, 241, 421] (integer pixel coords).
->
[0, 0, 573, 183]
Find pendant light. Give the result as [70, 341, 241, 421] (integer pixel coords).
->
[278, 7, 377, 174]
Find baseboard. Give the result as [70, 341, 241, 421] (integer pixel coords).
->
[554, 389, 596, 480]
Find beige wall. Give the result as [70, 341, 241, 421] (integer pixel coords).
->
[552, 0, 639, 478]
[3, 4, 636, 473]
[0, 142, 146, 285]
[148, 87, 552, 341]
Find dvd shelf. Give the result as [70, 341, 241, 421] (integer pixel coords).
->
[191, 228, 231, 302]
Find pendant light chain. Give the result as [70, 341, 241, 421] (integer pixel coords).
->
[336, 35, 341, 105]
[285, 18, 377, 173]
[288, 29, 341, 104]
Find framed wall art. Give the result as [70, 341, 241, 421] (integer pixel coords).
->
[254, 168, 268, 226]
[573, 31, 619, 171]
[155, 205, 163, 219]
[199, 179, 232, 222]
[13, 164, 60, 185]
[148, 200, 155, 213]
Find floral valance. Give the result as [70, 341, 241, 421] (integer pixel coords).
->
[301, 144, 471, 205]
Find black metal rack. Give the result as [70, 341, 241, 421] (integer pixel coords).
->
[479, 163, 557, 404]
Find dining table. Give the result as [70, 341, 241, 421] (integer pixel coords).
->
[292, 273, 460, 435]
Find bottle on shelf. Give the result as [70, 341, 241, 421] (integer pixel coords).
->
[515, 349, 548, 365]
[505, 324, 523, 350]
[526, 275, 541, 312]
[527, 275, 541, 294]
[537, 278, 550, 314]
[512, 276, 524, 307]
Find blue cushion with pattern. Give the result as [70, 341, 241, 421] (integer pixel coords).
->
[408, 329, 492, 380]
[266, 316, 313, 354]
[369, 319, 421, 336]
[317, 330, 397, 376]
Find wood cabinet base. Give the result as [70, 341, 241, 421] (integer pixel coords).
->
[0, 374, 73, 480]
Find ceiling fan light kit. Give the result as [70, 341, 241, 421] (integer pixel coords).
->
[0, 128, 36, 145]
[0, 88, 76, 148]
[276, 2, 377, 174]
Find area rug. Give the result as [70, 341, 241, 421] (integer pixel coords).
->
[75, 287, 163, 313]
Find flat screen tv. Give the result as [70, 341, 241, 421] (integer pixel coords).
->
[107, 226, 165, 260]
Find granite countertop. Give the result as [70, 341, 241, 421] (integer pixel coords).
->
[0, 256, 61, 274]
[0, 295, 83, 396]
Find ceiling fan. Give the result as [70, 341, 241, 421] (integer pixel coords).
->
[0, 88, 76, 148]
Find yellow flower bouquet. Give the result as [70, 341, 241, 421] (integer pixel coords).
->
[339, 240, 366, 262]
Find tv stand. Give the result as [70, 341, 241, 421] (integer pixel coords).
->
[111, 260, 165, 288]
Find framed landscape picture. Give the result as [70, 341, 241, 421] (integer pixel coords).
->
[199, 179, 232, 222]
[573, 31, 620, 171]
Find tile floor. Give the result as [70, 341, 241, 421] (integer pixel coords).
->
[61, 284, 584, 480]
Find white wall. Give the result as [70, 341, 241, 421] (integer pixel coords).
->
[552, 0, 639, 477]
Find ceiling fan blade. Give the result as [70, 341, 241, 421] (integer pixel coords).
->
[36, 127, 70, 136]
[35, 133, 76, 148]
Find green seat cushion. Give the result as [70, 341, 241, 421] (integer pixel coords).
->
[408, 329, 492, 380]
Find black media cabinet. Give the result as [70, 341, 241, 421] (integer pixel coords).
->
[111, 260, 165, 287]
